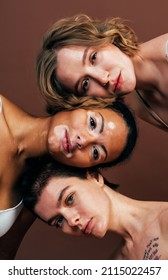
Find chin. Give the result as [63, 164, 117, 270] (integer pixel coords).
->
[95, 231, 106, 239]
[93, 225, 106, 238]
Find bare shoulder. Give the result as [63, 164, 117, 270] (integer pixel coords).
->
[149, 33, 168, 44]
[142, 34, 168, 52]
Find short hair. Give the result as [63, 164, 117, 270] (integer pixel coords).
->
[22, 156, 118, 212]
[36, 14, 139, 111]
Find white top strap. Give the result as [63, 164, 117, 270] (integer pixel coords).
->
[0, 200, 23, 237]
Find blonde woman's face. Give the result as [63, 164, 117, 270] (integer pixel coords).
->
[47, 108, 128, 168]
[56, 44, 136, 98]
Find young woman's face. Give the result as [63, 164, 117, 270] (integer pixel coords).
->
[35, 174, 110, 238]
[48, 108, 128, 167]
[56, 44, 136, 98]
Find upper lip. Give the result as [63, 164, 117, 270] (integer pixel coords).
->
[62, 130, 73, 153]
[82, 218, 93, 235]
[113, 72, 121, 93]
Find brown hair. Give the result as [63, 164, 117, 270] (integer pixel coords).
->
[36, 14, 139, 112]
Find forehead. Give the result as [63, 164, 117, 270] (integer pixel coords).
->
[36, 175, 85, 204]
[57, 46, 85, 70]
[56, 46, 85, 83]
[34, 176, 74, 219]
[57, 45, 85, 59]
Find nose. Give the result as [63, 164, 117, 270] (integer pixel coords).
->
[67, 213, 80, 227]
[92, 68, 109, 86]
[76, 133, 95, 149]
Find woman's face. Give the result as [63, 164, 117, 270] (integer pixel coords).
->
[56, 44, 136, 98]
[48, 108, 128, 167]
[35, 174, 110, 238]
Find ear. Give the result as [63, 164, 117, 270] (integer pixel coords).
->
[86, 171, 104, 188]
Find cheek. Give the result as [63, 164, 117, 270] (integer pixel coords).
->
[104, 124, 115, 139]
[66, 151, 90, 167]
[52, 125, 67, 140]
[48, 125, 67, 154]
[105, 118, 127, 139]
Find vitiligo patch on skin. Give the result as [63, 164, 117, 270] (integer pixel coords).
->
[108, 121, 115, 130]
[48, 125, 66, 149]
[87, 111, 101, 136]
[54, 125, 66, 137]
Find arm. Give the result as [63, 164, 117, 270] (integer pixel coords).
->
[0, 206, 36, 260]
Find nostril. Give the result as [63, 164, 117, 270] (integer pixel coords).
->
[77, 136, 82, 149]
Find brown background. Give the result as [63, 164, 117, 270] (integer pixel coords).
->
[0, 0, 168, 259]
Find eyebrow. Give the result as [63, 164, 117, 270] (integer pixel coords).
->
[47, 185, 71, 226]
[98, 112, 104, 134]
[74, 47, 90, 94]
[101, 145, 108, 161]
[57, 185, 71, 207]
[82, 46, 90, 65]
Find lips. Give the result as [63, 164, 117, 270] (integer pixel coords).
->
[83, 218, 93, 235]
[62, 130, 72, 153]
[113, 72, 121, 93]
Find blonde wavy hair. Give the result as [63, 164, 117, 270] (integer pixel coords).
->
[36, 14, 139, 112]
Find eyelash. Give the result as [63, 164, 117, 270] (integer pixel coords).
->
[89, 116, 99, 160]
[65, 193, 74, 206]
[56, 216, 64, 228]
[81, 52, 97, 93]
[81, 78, 89, 93]
[92, 145, 99, 160]
[55, 194, 74, 228]
[89, 116, 97, 130]
[91, 52, 97, 64]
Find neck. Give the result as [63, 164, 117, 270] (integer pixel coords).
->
[17, 116, 52, 158]
[105, 187, 162, 242]
[2, 95, 52, 159]
[133, 39, 166, 91]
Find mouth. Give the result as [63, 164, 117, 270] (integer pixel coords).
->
[62, 130, 72, 154]
[83, 218, 93, 235]
[113, 72, 121, 93]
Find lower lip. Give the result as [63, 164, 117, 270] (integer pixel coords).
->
[62, 130, 69, 153]
[114, 72, 122, 93]
[85, 219, 93, 235]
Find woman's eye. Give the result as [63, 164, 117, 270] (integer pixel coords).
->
[82, 78, 89, 92]
[90, 117, 97, 130]
[91, 52, 97, 64]
[56, 216, 64, 228]
[66, 194, 74, 206]
[92, 146, 99, 160]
